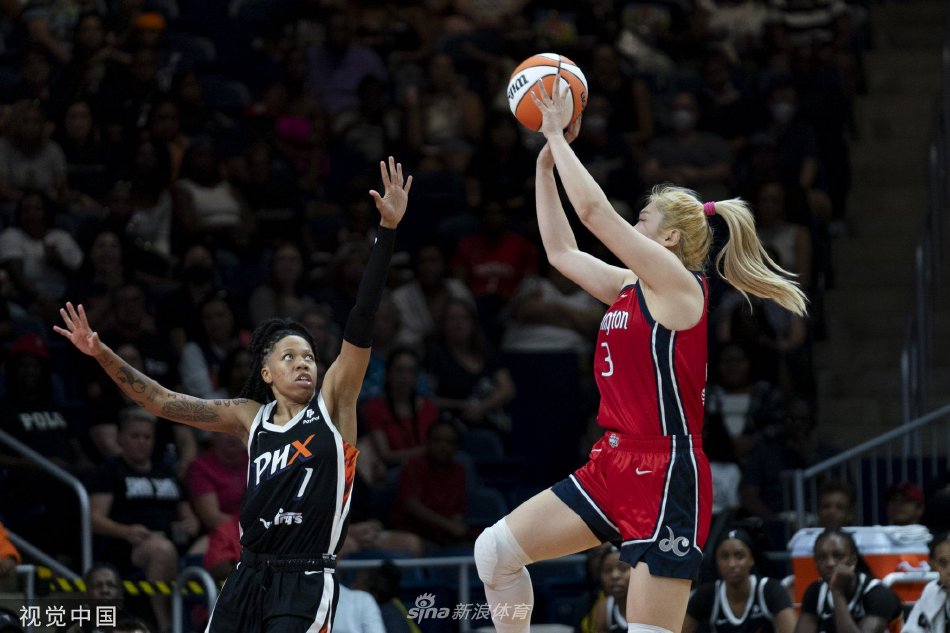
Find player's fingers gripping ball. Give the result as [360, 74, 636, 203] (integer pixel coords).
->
[507, 53, 588, 132]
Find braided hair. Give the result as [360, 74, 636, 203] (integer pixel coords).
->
[238, 318, 317, 403]
[814, 527, 874, 577]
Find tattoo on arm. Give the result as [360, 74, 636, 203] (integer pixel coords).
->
[116, 365, 148, 394]
[161, 395, 221, 424]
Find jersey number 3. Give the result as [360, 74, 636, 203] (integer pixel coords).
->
[600, 342, 614, 377]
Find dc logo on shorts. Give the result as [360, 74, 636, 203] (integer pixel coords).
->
[658, 526, 690, 557]
[608, 433, 619, 448]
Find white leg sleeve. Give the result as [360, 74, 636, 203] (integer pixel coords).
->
[474, 519, 534, 633]
[628, 624, 675, 633]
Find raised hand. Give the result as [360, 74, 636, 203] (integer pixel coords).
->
[369, 156, 413, 229]
[53, 302, 103, 356]
[530, 67, 573, 138]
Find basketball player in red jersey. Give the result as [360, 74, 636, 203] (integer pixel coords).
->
[473, 77, 807, 633]
[56, 157, 411, 633]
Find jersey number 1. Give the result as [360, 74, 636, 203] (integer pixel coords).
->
[295, 468, 313, 499]
[600, 342, 614, 377]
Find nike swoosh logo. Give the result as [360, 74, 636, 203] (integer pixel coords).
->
[635, 468, 652, 475]
[591, 449, 603, 453]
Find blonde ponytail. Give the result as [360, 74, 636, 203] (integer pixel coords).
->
[711, 198, 808, 316]
[648, 185, 808, 316]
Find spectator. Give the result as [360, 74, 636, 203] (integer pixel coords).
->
[299, 306, 342, 369]
[641, 90, 733, 202]
[56, 13, 129, 108]
[391, 420, 469, 547]
[179, 295, 248, 400]
[203, 514, 240, 582]
[305, 8, 387, 117]
[0, 521, 20, 592]
[501, 265, 604, 355]
[884, 482, 925, 527]
[95, 46, 161, 144]
[335, 583, 387, 633]
[740, 398, 837, 531]
[19, 0, 108, 63]
[82, 340, 197, 476]
[816, 479, 856, 529]
[752, 179, 813, 292]
[586, 43, 655, 151]
[747, 81, 820, 193]
[247, 242, 318, 327]
[172, 139, 255, 256]
[363, 348, 439, 470]
[391, 242, 475, 353]
[696, 53, 758, 152]
[65, 228, 129, 332]
[582, 546, 632, 633]
[146, 97, 190, 182]
[122, 137, 175, 272]
[0, 100, 68, 205]
[97, 280, 180, 398]
[356, 561, 421, 633]
[234, 141, 311, 252]
[156, 243, 221, 357]
[922, 472, 950, 534]
[171, 70, 234, 140]
[703, 413, 742, 523]
[0, 191, 83, 321]
[705, 342, 786, 458]
[54, 99, 114, 205]
[425, 298, 516, 432]
[570, 93, 644, 208]
[87, 406, 201, 633]
[356, 296, 405, 403]
[684, 528, 796, 633]
[465, 111, 534, 213]
[0, 333, 92, 561]
[185, 431, 248, 533]
[450, 201, 539, 337]
[63, 562, 138, 632]
[713, 277, 810, 395]
[403, 52, 484, 173]
[901, 530, 949, 633]
[794, 528, 901, 633]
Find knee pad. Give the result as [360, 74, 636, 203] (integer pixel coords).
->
[474, 519, 532, 587]
[628, 624, 674, 633]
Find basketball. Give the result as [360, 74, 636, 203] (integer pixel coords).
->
[506, 53, 588, 132]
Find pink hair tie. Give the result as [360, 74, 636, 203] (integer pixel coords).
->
[703, 201, 717, 216]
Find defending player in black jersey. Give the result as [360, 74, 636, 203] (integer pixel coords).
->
[55, 157, 412, 633]
[684, 529, 795, 633]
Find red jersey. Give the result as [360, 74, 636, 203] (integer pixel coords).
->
[594, 275, 708, 437]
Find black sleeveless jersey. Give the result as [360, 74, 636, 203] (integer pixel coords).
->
[687, 575, 792, 633]
[239, 391, 358, 555]
[801, 573, 902, 633]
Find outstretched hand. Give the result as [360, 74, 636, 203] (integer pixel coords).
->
[530, 67, 575, 139]
[53, 302, 102, 357]
[369, 156, 413, 229]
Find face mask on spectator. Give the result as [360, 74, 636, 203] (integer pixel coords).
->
[585, 114, 608, 134]
[670, 109, 696, 132]
[770, 101, 796, 124]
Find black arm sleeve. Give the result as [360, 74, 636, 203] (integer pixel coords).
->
[343, 226, 395, 348]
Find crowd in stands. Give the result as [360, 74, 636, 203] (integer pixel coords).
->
[0, 0, 948, 631]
